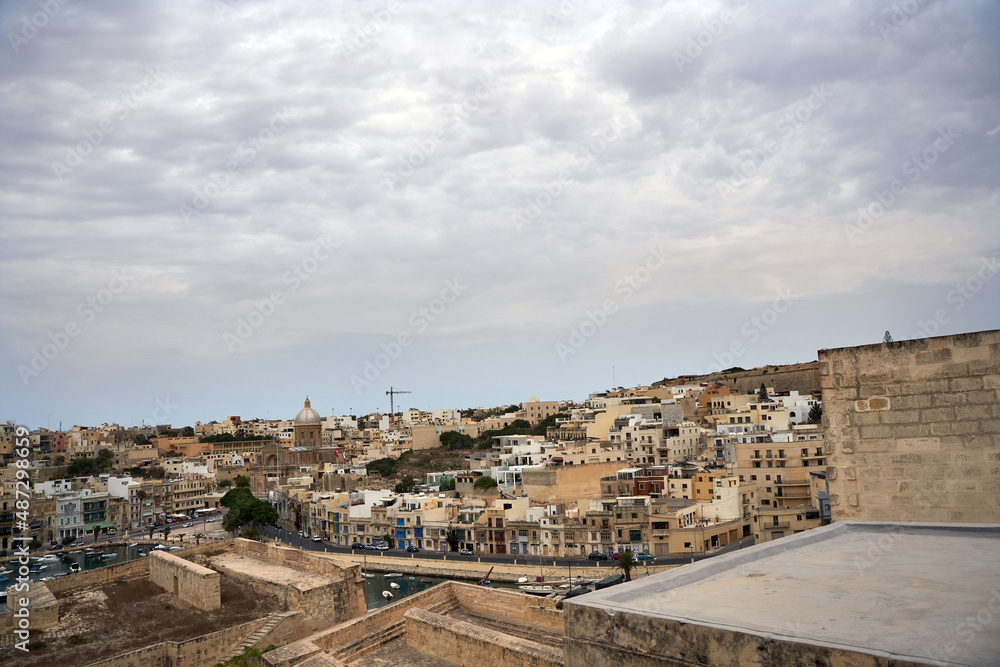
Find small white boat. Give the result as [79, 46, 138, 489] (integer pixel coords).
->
[363, 573, 375, 579]
[518, 585, 554, 596]
[37, 555, 60, 562]
[385, 573, 402, 578]
[389, 582, 400, 589]
[517, 576, 528, 583]
[100, 553, 118, 559]
[382, 590, 393, 600]
[70, 563, 80, 573]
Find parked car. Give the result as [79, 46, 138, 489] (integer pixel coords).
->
[406, 545, 420, 553]
[298, 531, 306, 538]
[635, 552, 655, 562]
[311, 535, 321, 542]
[588, 551, 609, 561]
[611, 552, 622, 560]
[351, 542, 363, 549]
[182, 522, 193, 528]
[374, 544, 389, 551]
[459, 548, 474, 555]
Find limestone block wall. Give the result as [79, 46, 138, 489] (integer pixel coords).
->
[44, 557, 150, 595]
[405, 608, 564, 667]
[820, 330, 1000, 523]
[149, 550, 221, 611]
[2, 582, 58, 634]
[451, 582, 563, 632]
[86, 617, 264, 667]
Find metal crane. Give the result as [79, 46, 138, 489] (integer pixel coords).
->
[385, 387, 411, 427]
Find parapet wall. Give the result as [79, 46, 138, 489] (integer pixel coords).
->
[86, 617, 265, 667]
[45, 557, 150, 595]
[406, 608, 564, 667]
[451, 583, 563, 632]
[820, 330, 1000, 523]
[657, 361, 822, 396]
[149, 550, 221, 611]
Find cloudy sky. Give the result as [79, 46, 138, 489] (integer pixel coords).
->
[2, 0, 997, 430]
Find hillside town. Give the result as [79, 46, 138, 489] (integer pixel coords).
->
[1, 365, 829, 560]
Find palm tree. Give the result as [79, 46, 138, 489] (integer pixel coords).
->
[163, 526, 171, 543]
[194, 533, 204, 546]
[147, 525, 155, 541]
[614, 550, 639, 582]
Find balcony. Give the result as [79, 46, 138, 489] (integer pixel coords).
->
[764, 522, 790, 530]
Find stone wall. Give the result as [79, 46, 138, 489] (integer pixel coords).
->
[86, 617, 264, 667]
[2, 582, 58, 634]
[451, 582, 563, 632]
[405, 608, 564, 667]
[656, 361, 822, 396]
[45, 557, 150, 595]
[820, 330, 1000, 523]
[264, 583, 457, 666]
[149, 550, 221, 611]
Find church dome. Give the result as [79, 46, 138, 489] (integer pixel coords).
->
[295, 397, 321, 424]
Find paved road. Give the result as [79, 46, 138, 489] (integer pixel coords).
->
[262, 525, 755, 568]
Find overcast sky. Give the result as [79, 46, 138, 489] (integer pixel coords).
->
[2, 0, 998, 430]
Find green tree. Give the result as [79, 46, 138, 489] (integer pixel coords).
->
[134, 434, 149, 446]
[219, 479, 232, 488]
[614, 550, 639, 582]
[808, 403, 823, 423]
[53, 454, 66, 466]
[394, 475, 416, 494]
[366, 457, 399, 477]
[250, 502, 279, 527]
[61, 535, 74, 546]
[163, 526, 171, 542]
[180, 426, 195, 437]
[195, 533, 205, 546]
[473, 477, 498, 491]
[234, 475, 251, 488]
[446, 527, 460, 551]
[438, 477, 456, 491]
[148, 525, 156, 541]
[223, 510, 245, 537]
[757, 382, 769, 403]
[439, 431, 474, 450]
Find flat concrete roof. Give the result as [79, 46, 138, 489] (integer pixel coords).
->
[569, 522, 1000, 667]
[209, 553, 336, 591]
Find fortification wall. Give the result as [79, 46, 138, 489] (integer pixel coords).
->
[656, 361, 822, 396]
[45, 557, 150, 595]
[451, 582, 563, 631]
[85, 617, 264, 667]
[820, 330, 1000, 523]
[149, 550, 221, 611]
[405, 608, 564, 667]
